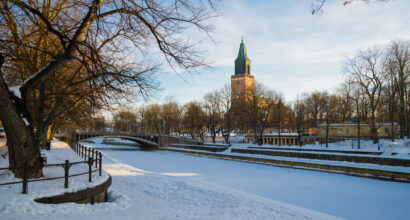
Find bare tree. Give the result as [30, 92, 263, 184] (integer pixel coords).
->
[274, 96, 285, 146]
[337, 80, 354, 122]
[203, 91, 222, 143]
[161, 99, 182, 135]
[144, 104, 163, 134]
[114, 111, 137, 133]
[0, 0, 217, 177]
[385, 40, 410, 138]
[349, 80, 369, 149]
[220, 84, 233, 144]
[311, 0, 390, 14]
[242, 83, 279, 145]
[183, 101, 206, 142]
[294, 97, 307, 146]
[345, 47, 385, 143]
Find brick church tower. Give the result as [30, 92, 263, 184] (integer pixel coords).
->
[231, 38, 254, 106]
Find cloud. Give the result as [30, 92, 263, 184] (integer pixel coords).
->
[152, 0, 410, 103]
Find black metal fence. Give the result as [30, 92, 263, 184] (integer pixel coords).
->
[0, 142, 103, 194]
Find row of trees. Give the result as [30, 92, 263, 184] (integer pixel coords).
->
[103, 40, 409, 146]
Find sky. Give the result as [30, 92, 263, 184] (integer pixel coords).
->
[140, 0, 410, 105]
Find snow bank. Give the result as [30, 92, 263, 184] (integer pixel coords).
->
[0, 140, 110, 219]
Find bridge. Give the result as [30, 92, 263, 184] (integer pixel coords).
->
[72, 132, 198, 149]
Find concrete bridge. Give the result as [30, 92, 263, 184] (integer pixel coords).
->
[72, 132, 198, 149]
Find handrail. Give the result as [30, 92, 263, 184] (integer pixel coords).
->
[0, 160, 88, 170]
[0, 169, 98, 186]
[0, 142, 103, 194]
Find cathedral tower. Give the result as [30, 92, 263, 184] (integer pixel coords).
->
[231, 38, 254, 105]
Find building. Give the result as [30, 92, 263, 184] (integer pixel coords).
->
[231, 38, 254, 105]
[317, 120, 397, 138]
[245, 133, 300, 145]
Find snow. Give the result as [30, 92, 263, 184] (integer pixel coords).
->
[84, 141, 410, 220]
[6, 60, 55, 100]
[0, 139, 341, 220]
[170, 138, 410, 174]
[9, 85, 22, 99]
[215, 138, 410, 159]
[22, 117, 30, 126]
[179, 146, 410, 173]
[2, 137, 409, 220]
[0, 140, 109, 218]
[84, 142, 342, 220]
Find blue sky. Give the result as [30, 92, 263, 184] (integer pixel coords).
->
[144, 0, 410, 105]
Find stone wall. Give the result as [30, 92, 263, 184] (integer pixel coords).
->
[35, 175, 112, 204]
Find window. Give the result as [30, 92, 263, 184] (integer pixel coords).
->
[236, 81, 240, 85]
[247, 65, 250, 74]
[385, 128, 390, 135]
[346, 128, 349, 134]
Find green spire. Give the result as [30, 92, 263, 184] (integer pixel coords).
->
[235, 37, 249, 62]
[235, 38, 251, 75]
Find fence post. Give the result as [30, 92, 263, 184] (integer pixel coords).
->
[84, 147, 88, 160]
[88, 148, 91, 162]
[91, 149, 95, 166]
[22, 163, 28, 194]
[88, 157, 93, 182]
[99, 152, 102, 176]
[81, 145, 84, 158]
[64, 160, 70, 188]
[95, 150, 98, 168]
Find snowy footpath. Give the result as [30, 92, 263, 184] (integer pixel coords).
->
[0, 139, 342, 220]
[0, 140, 109, 219]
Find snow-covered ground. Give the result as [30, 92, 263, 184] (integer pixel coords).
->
[0, 139, 340, 220]
[82, 139, 410, 220]
[219, 138, 410, 159]
[0, 140, 109, 219]
[82, 139, 342, 220]
[168, 138, 410, 174]
[1, 138, 409, 219]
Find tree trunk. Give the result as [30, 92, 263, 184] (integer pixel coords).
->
[371, 110, 378, 144]
[199, 133, 204, 143]
[0, 56, 42, 178]
[325, 121, 329, 148]
[357, 118, 361, 149]
[0, 98, 43, 178]
[211, 132, 216, 143]
[391, 122, 395, 142]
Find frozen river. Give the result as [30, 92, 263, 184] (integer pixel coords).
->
[84, 140, 410, 220]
